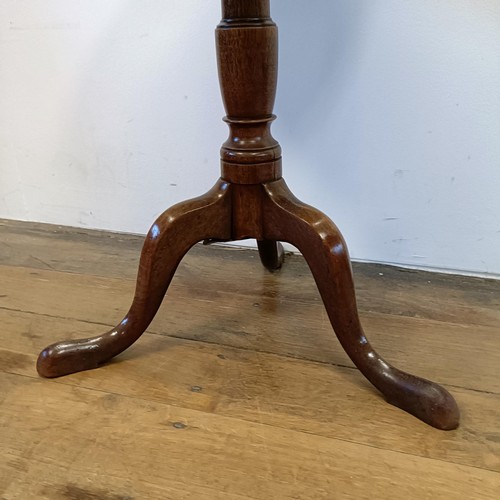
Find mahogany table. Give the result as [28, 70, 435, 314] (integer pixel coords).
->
[37, 0, 459, 430]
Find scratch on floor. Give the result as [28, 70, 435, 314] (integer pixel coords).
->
[29, 255, 56, 271]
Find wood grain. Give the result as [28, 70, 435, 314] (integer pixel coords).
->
[1, 372, 499, 500]
[1, 264, 498, 394]
[1, 219, 499, 329]
[1, 309, 499, 473]
[1, 219, 499, 497]
[2, 0, 499, 488]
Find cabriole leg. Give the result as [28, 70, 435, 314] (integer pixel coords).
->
[262, 179, 460, 430]
[37, 180, 232, 378]
[257, 240, 284, 271]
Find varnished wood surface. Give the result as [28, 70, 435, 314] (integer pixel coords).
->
[1, 219, 499, 498]
[36, 180, 232, 378]
[262, 180, 459, 429]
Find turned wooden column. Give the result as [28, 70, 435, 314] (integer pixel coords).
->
[217, 0, 282, 186]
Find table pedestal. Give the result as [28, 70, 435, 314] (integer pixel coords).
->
[37, 0, 459, 430]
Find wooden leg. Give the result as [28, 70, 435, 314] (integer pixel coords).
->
[262, 179, 460, 430]
[37, 180, 232, 378]
[257, 240, 285, 271]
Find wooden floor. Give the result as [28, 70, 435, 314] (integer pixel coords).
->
[0, 219, 499, 499]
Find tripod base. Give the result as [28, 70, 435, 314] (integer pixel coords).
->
[37, 178, 459, 430]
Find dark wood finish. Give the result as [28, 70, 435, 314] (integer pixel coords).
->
[217, 2, 281, 186]
[262, 179, 459, 429]
[257, 240, 284, 271]
[36, 0, 460, 429]
[37, 181, 232, 377]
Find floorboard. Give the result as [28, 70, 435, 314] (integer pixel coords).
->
[0, 219, 499, 499]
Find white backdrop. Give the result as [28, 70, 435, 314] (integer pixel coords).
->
[1, 0, 499, 277]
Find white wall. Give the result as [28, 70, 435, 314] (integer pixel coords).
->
[1, 0, 499, 277]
